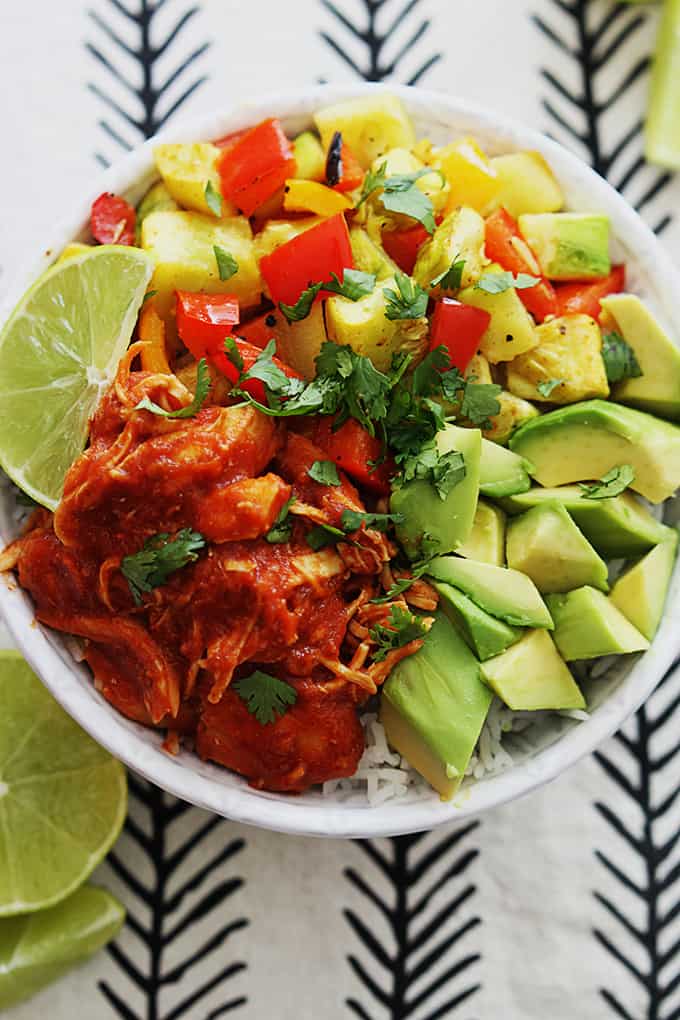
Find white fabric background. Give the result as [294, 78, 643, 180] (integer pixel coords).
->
[1, 2, 678, 1018]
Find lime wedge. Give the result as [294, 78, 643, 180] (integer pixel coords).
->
[0, 651, 127, 916]
[0, 884, 124, 1009]
[0, 245, 153, 510]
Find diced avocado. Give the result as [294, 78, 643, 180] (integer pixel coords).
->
[600, 293, 680, 421]
[141, 211, 262, 327]
[457, 499, 506, 566]
[292, 131, 326, 182]
[481, 629, 585, 710]
[413, 206, 486, 292]
[506, 502, 609, 594]
[350, 227, 398, 280]
[489, 151, 564, 217]
[500, 485, 674, 558]
[506, 314, 609, 405]
[434, 581, 522, 660]
[314, 94, 416, 170]
[458, 263, 538, 363]
[485, 390, 540, 445]
[391, 425, 481, 560]
[55, 243, 92, 265]
[154, 143, 231, 217]
[427, 556, 554, 629]
[253, 217, 322, 263]
[479, 439, 532, 498]
[610, 532, 678, 640]
[518, 213, 610, 280]
[509, 399, 680, 504]
[546, 587, 649, 660]
[135, 182, 179, 243]
[273, 302, 327, 380]
[381, 612, 493, 799]
[326, 275, 428, 373]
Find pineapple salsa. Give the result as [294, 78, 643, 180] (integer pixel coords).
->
[8, 93, 680, 799]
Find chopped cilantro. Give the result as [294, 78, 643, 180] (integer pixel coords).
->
[602, 331, 643, 384]
[384, 272, 429, 321]
[234, 670, 297, 725]
[358, 163, 440, 233]
[430, 258, 465, 291]
[121, 529, 206, 605]
[135, 358, 211, 419]
[213, 246, 238, 281]
[308, 460, 341, 486]
[476, 271, 540, 294]
[305, 522, 348, 551]
[439, 363, 502, 428]
[224, 336, 244, 372]
[279, 270, 376, 323]
[340, 509, 404, 533]
[204, 180, 223, 217]
[536, 378, 564, 398]
[370, 560, 433, 605]
[141, 290, 158, 306]
[579, 464, 636, 499]
[369, 604, 429, 661]
[265, 496, 297, 544]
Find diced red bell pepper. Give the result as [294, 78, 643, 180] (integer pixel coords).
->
[311, 417, 394, 495]
[259, 213, 354, 307]
[217, 118, 296, 217]
[175, 291, 240, 359]
[485, 207, 557, 322]
[90, 192, 136, 246]
[237, 311, 280, 349]
[332, 143, 365, 193]
[554, 265, 626, 319]
[382, 223, 430, 275]
[430, 299, 491, 373]
[213, 337, 301, 405]
[213, 128, 248, 152]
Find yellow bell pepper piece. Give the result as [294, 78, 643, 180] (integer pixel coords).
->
[283, 180, 352, 217]
[439, 138, 500, 214]
[55, 243, 92, 264]
[138, 301, 172, 375]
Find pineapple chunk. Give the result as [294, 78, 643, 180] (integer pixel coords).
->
[489, 152, 564, 217]
[506, 314, 610, 404]
[253, 217, 322, 264]
[350, 227, 398, 280]
[141, 211, 262, 327]
[274, 303, 327, 380]
[458, 263, 538, 363]
[326, 276, 428, 373]
[413, 206, 486, 293]
[436, 138, 500, 214]
[314, 94, 416, 169]
[154, 143, 234, 217]
[136, 181, 178, 242]
[484, 391, 540, 445]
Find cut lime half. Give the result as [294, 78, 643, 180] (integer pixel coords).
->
[0, 651, 127, 916]
[0, 245, 153, 510]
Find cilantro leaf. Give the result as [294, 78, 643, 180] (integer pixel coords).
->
[308, 460, 341, 486]
[579, 464, 636, 499]
[370, 560, 432, 604]
[381, 183, 436, 234]
[234, 670, 297, 725]
[430, 258, 465, 291]
[224, 336, 244, 372]
[135, 358, 211, 419]
[431, 449, 467, 500]
[204, 180, 223, 217]
[357, 161, 388, 206]
[306, 523, 348, 550]
[369, 604, 429, 661]
[121, 529, 206, 605]
[141, 290, 158, 306]
[279, 270, 376, 324]
[279, 283, 323, 323]
[602, 331, 643, 384]
[475, 271, 540, 294]
[340, 509, 404, 533]
[239, 340, 296, 397]
[460, 380, 502, 427]
[384, 272, 429, 321]
[536, 378, 564, 398]
[213, 246, 238, 281]
[265, 496, 297, 544]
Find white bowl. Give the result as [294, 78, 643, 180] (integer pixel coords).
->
[2, 83, 680, 839]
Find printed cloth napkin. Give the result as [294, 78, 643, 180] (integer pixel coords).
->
[0, 2, 678, 1018]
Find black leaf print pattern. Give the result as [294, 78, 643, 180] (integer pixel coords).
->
[593, 658, 680, 1020]
[99, 775, 248, 1020]
[533, 0, 674, 233]
[87, 0, 210, 165]
[319, 0, 442, 85]
[344, 824, 482, 1018]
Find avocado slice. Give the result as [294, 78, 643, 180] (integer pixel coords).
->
[518, 213, 610, 280]
[601, 293, 680, 422]
[391, 424, 481, 560]
[479, 439, 532, 498]
[481, 629, 586, 710]
[506, 502, 609, 594]
[509, 399, 680, 504]
[546, 587, 649, 660]
[610, 532, 678, 640]
[458, 263, 538, 364]
[500, 485, 673, 558]
[434, 581, 522, 660]
[292, 131, 326, 182]
[458, 499, 506, 566]
[427, 556, 554, 629]
[380, 612, 492, 799]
